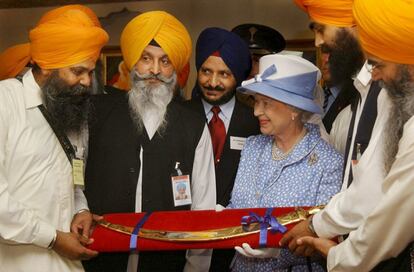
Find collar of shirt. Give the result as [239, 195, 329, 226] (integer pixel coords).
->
[353, 61, 373, 101]
[329, 86, 341, 99]
[201, 95, 235, 132]
[23, 69, 43, 109]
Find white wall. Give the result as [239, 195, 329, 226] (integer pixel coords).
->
[0, 0, 313, 50]
[0, 0, 313, 93]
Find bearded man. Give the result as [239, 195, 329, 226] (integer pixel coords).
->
[289, 0, 414, 270]
[83, 11, 216, 272]
[303, 1, 365, 133]
[279, 0, 392, 261]
[0, 6, 108, 272]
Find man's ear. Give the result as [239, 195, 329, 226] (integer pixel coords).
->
[32, 67, 53, 87]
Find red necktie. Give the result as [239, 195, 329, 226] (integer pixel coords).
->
[208, 106, 226, 164]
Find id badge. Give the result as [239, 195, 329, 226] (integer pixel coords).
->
[172, 174, 192, 207]
[72, 158, 85, 187]
[230, 136, 246, 150]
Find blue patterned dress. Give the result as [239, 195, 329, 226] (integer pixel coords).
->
[229, 123, 343, 272]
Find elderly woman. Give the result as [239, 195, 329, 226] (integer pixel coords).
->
[228, 54, 343, 271]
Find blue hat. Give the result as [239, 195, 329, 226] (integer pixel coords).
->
[195, 27, 251, 87]
[237, 54, 322, 114]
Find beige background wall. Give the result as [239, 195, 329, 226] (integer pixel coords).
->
[0, 0, 314, 93]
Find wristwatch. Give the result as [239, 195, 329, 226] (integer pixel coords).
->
[307, 215, 317, 236]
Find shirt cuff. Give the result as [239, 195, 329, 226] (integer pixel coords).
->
[33, 220, 57, 249]
[312, 211, 333, 238]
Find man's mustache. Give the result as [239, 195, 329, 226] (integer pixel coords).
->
[204, 85, 225, 91]
[135, 72, 175, 84]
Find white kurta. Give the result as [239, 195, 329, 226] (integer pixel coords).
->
[327, 115, 414, 271]
[314, 64, 391, 238]
[0, 70, 87, 272]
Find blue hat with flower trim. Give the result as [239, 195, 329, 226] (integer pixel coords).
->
[237, 54, 322, 114]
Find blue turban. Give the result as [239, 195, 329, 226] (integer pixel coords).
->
[195, 27, 252, 87]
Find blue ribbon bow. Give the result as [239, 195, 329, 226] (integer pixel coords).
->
[241, 208, 287, 248]
[242, 64, 318, 100]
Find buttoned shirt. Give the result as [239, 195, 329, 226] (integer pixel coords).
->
[327, 116, 414, 271]
[202, 96, 235, 132]
[314, 63, 391, 238]
[0, 70, 87, 272]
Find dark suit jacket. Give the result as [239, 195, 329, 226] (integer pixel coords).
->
[323, 81, 359, 133]
[184, 97, 260, 206]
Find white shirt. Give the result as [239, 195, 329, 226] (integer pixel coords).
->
[127, 106, 217, 272]
[313, 64, 391, 238]
[0, 70, 87, 272]
[328, 116, 414, 271]
[202, 96, 235, 132]
[329, 105, 352, 154]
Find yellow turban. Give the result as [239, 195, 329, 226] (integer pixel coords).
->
[294, 0, 355, 27]
[353, 0, 414, 64]
[120, 11, 192, 74]
[0, 5, 107, 80]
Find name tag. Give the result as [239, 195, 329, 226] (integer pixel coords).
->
[171, 175, 192, 207]
[230, 136, 247, 151]
[72, 158, 85, 186]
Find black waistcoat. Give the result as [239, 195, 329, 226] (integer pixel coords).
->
[83, 93, 205, 272]
[323, 80, 359, 133]
[372, 242, 412, 272]
[183, 97, 260, 206]
[342, 81, 382, 187]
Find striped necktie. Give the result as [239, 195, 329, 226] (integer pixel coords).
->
[323, 86, 332, 112]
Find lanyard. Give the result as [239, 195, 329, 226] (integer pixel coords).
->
[38, 105, 76, 165]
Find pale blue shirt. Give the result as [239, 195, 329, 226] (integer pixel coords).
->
[323, 86, 341, 117]
[202, 96, 235, 132]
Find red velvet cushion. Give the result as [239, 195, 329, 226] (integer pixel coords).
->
[89, 207, 305, 252]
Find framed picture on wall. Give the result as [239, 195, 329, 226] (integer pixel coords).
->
[100, 46, 123, 86]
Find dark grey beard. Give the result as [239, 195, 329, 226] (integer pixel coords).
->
[382, 65, 414, 173]
[128, 70, 176, 136]
[42, 71, 91, 134]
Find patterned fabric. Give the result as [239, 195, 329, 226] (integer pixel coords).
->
[229, 123, 343, 272]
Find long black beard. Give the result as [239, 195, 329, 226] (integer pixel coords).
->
[323, 29, 365, 88]
[42, 71, 91, 134]
[383, 65, 414, 173]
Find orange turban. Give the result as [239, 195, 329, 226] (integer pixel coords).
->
[37, 4, 101, 27]
[353, 0, 414, 65]
[294, 0, 355, 27]
[0, 5, 107, 80]
[120, 11, 192, 74]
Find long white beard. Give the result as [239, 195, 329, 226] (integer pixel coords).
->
[128, 71, 176, 139]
